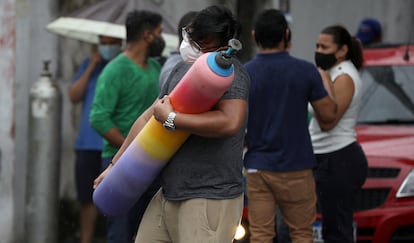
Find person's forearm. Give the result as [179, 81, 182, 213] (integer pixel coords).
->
[322, 78, 337, 103]
[319, 69, 337, 104]
[314, 112, 337, 131]
[112, 105, 155, 163]
[173, 110, 239, 137]
[68, 64, 96, 103]
[101, 127, 125, 149]
[171, 100, 247, 138]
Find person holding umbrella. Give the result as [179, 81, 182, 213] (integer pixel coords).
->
[68, 35, 122, 243]
[90, 10, 164, 243]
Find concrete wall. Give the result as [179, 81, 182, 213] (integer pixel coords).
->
[0, 1, 16, 242]
[14, 0, 59, 242]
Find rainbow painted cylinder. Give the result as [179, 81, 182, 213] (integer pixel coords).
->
[93, 52, 235, 216]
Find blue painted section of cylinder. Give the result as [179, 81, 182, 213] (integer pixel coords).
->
[207, 52, 234, 77]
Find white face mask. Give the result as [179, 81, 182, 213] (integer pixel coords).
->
[179, 33, 202, 64]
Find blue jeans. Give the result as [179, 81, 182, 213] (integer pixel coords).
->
[106, 215, 134, 243]
[102, 157, 161, 243]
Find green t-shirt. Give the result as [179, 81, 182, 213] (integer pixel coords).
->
[90, 54, 160, 158]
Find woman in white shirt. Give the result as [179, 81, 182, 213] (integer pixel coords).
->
[309, 25, 368, 243]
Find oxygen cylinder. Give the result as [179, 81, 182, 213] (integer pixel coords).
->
[25, 61, 62, 243]
[93, 40, 242, 216]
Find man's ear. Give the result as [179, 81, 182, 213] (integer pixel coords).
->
[285, 28, 291, 42]
[143, 30, 153, 42]
[251, 30, 256, 41]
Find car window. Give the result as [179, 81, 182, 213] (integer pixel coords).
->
[358, 65, 414, 123]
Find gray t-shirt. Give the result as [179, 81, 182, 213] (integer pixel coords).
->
[159, 56, 250, 200]
[158, 52, 182, 90]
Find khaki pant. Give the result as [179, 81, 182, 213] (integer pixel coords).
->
[247, 169, 316, 243]
[135, 189, 243, 243]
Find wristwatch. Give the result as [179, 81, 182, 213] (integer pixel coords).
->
[163, 111, 177, 131]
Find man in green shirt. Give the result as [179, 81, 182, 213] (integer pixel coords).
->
[90, 10, 163, 243]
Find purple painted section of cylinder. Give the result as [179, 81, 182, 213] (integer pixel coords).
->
[93, 141, 165, 216]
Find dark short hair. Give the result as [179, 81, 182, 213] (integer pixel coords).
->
[254, 9, 288, 49]
[188, 5, 240, 47]
[125, 10, 162, 43]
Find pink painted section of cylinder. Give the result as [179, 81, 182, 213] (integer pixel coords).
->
[169, 53, 234, 113]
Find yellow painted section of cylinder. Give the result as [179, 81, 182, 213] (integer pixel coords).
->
[137, 116, 190, 161]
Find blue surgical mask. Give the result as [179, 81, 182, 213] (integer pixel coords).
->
[98, 44, 121, 60]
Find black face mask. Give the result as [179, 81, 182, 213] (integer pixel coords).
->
[148, 36, 166, 57]
[314, 52, 337, 70]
